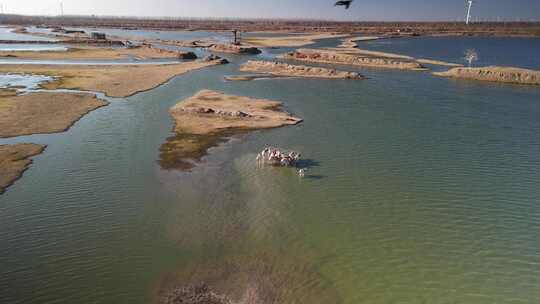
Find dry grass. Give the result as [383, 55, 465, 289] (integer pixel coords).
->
[0, 143, 46, 194]
[0, 45, 185, 60]
[0, 60, 223, 98]
[0, 91, 107, 138]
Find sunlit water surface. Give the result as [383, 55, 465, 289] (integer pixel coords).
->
[0, 35, 539, 304]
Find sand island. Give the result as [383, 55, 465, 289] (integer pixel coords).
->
[333, 40, 463, 67]
[0, 143, 46, 194]
[159, 89, 302, 170]
[238, 60, 362, 80]
[280, 48, 426, 70]
[0, 90, 107, 138]
[338, 36, 383, 48]
[243, 33, 349, 48]
[0, 59, 226, 98]
[0, 45, 197, 61]
[434, 66, 540, 85]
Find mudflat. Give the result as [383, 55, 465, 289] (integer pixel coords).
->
[0, 91, 108, 138]
[0, 143, 46, 194]
[433, 66, 540, 85]
[159, 89, 302, 170]
[0, 60, 225, 98]
[244, 33, 349, 47]
[239, 60, 362, 79]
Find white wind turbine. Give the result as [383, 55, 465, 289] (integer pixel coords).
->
[465, 0, 474, 25]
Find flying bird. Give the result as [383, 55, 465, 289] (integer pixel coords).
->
[335, 0, 354, 9]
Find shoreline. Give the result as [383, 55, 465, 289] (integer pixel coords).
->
[0, 91, 108, 138]
[0, 143, 46, 194]
[280, 48, 426, 71]
[239, 60, 363, 80]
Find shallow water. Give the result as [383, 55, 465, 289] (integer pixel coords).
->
[1, 34, 540, 304]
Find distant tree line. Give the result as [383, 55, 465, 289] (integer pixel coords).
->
[0, 14, 538, 36]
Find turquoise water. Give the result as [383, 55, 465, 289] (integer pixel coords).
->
[1, 36, 540, 303]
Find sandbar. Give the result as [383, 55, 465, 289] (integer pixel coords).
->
[0, 60, 225, 98]
[0, 143, 46, 194]
[0, 45, 196, 60]
[327, 47, 415, 60]
[208, 44, 261, 55]
[338, 36, 381, 48]
[0, 91, 108, 138]
[243, 33, 349, 48]
[281, 49, 426, 70]
[433, 66, 540, 85]
[416, 59, 463, 67]
[159, 89, 302, 170]
[239, 60, 362, 79]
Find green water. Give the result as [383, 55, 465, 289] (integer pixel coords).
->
[1, 37, 540, 304]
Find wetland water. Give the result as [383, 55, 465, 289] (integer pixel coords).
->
[1, 35, 540, 304]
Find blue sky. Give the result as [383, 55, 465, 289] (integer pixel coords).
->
[4, 0, 540, 21]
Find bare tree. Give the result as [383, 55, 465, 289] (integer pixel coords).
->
[464, 49, 478, 67]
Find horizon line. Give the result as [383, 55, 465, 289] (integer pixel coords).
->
[1, 13, 539, 24]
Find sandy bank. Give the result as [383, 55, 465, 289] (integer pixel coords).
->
[208, 44, 261, 55]
[0, 45, 197, 60]
[416, 59, 463, 67]
[239, 60, 362, 79]
[433, 66, 540, 85]
[159, 90, 302, 170]
[243, 33, 349, 48]
[0, 91, 107, 138]
[332, 45, 461, 67]
[0, 60, 225, 98]
[281, 49, 425, 71]
[338, 36, 381, 48]
[328, 47, 415, 60]
[224, 75, 271, 81]
[0, 143, 46, 194]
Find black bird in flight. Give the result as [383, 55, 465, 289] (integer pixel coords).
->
[335, 0, 354, 9]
